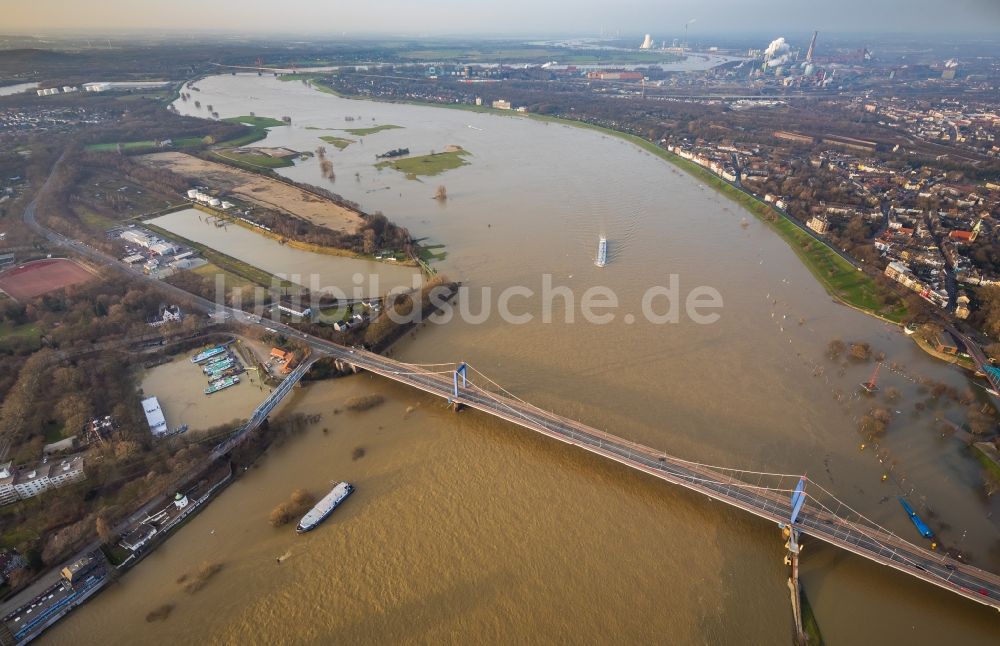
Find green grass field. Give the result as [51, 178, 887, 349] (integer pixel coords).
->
[214, 116, 285, 148]
[972, 443, 1000, 481]
[0, 321, 41, 342]
[319, 135, 355, 150]
[86, 140, 156, 152]
[85, 137, 204, 153]
[173, 136, 207, 148]
[115, 91, 169, 102]
[75, 205, 121, 231]
[211, 150, 295, 169]
[375, 149, 469, 179]
[192, 262, 259, 294]
[344, 124, 402, 136]
[222, 115, 285, 128]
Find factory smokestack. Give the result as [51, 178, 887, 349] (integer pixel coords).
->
[640, 34, 654, 50]
[805, 31, 818, 62]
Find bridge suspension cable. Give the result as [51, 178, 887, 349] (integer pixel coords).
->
[456, 361, 950, 573]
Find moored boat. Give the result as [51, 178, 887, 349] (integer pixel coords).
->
[204, 375, 240, 395]
[191, 346, 226, 364]
[899, 497, 934, 539]
[203, 358, 235, 375]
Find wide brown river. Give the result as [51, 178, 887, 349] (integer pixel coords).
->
[47, 75, 999, 644]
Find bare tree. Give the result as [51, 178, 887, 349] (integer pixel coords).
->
[96, 515, 118, 545]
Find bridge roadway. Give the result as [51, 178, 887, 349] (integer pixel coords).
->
[210, 357, 316, 460]
[23, 158, 1000, 614]
[306, 346, 1000, 612]
[946, 324, 1000, 395]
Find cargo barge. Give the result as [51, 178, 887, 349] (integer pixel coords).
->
[296, 482, 354, 533]
[595, 236, 608, 268]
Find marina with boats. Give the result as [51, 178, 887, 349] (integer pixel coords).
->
[189, 345, 247, 396]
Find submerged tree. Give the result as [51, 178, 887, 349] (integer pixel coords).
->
[435, 185, 447, 201]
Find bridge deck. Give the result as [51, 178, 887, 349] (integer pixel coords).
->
[334, 348, 1000, 612]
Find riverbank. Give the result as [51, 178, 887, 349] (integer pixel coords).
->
[912, 331, 978, 371]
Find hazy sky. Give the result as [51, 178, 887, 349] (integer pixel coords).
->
[6, 0, 1000, 36]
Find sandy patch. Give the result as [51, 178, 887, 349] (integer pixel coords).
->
[138, 152, 363, 233]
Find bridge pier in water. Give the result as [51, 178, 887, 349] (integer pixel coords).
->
[783, 525, 807, 645]
[449, 362, 468, 412]
[784, 476, 808, 644]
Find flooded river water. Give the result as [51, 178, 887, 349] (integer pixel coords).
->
[148, 208, 422, 297]
[46, 74, 999, 644]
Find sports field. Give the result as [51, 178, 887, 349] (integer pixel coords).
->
[0, 259, 96, 300]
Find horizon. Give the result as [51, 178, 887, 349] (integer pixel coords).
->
[5, 0, 1000, 37]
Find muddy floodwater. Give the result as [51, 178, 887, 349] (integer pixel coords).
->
[47, 74, 1000, 645]
[148, 208, 422, 297]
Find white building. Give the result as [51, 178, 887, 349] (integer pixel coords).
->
[142, 396, 168, 436]
[4, 455, 86, 503]
[150, 305, 182, 328]
[0, 462, 18, 505]
[121, 229, 154, 248]
[148, 241, 178, 256]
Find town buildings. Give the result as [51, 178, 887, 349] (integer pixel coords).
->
[0, 455, 86, 506]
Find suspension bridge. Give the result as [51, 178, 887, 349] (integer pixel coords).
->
[299, 345, 1000, 613]
[946, 324, 1000, 396]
